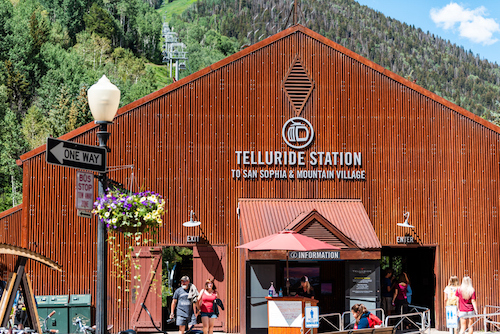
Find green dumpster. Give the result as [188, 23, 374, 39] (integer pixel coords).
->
[68, 294, 93, 334]
[34, 295, 49, 324]
[35, 295, 69, 334]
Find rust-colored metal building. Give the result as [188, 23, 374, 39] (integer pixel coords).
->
[2, 25, 500, 333]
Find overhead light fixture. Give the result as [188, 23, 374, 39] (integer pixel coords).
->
[183, 210, 201, 227]
[397, 212, 414, 228]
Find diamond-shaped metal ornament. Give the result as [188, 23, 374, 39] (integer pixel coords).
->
[282, 56, 315, 116]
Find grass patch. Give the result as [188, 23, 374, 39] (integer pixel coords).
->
[146, 63, 174, 89]
[157, 0, 198, 23]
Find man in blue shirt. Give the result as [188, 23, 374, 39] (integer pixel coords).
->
[381, 268, 394, 316]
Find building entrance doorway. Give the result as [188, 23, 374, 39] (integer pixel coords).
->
[381, 247, 436, 323]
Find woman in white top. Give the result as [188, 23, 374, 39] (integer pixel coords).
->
[444, 276, 459, 334]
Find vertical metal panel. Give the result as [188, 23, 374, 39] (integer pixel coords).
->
[0, 205, 23, 275]
[9, 27, 500, 332]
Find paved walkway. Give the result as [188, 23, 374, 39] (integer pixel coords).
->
[161, 329, 454, 334]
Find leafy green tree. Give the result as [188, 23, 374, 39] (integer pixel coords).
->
[21, 104, 50, 150]
[0, 105, 26, 210]
[39, 0, 93, 39]
[84, 3, 117, 42]
[0, 0, 13, 61]
[48, 84, 72, 137]
[3, 60, 30, 114]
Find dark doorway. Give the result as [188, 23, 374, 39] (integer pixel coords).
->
[381, 247, 436, 323]
[162, 247, 193, 330]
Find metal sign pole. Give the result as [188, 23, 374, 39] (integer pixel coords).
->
[95, 121, 111, 334]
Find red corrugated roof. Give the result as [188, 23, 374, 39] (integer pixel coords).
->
[238, 199, 381, 249]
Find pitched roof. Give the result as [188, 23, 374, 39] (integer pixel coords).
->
[238, 199, 381, 249]
[19, 24, 500, 163]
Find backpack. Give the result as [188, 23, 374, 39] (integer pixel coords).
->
[446, 286, 459, 306]
[368, 313, 382, 327]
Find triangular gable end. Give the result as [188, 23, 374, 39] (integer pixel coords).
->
[286, 209, 358, 249]
[18, 24, 500, 163]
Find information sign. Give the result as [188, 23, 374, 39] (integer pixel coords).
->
[446, 305, 458, 329]
[75, 171, 94, 210]
[305, 306, 319, 328]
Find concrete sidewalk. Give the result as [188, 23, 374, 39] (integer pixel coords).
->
[161, 329, 453, 334]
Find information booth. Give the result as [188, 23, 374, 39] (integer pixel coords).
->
[266, 296, 318, 334]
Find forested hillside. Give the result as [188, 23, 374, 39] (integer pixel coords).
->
[0, 0, 163, 210]
[170, 0, 500, 122]
[1, 0, 500, 211]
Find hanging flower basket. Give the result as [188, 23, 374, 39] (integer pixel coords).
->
[92, 189, 165, 235]
[92, 189, 166, 302]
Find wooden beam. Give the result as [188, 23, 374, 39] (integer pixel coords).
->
[21, 273, 42, 334]
[1, 257, 27, 327]
[0, 272, 17, 324]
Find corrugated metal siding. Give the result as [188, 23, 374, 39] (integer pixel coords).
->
[9, 25, 500, 331]
[239, 199, 381, 249]
[0, 205, 24, 277]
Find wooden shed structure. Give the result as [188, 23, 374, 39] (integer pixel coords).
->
[2, 24, 500, 333]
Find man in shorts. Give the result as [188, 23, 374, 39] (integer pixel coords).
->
[170, 276, 198, 334]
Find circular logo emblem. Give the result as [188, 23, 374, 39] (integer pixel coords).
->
[282, 117, 315, 149]
[289, 251, 298, 259]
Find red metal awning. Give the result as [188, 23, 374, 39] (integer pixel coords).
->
[238, 199, 381, 250]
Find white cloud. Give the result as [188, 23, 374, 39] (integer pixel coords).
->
[430, 2, 500, 45]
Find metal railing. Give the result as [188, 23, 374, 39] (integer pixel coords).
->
[319, 306, 431, 333]
[384, 308, 430, 334]
[340, 308, 386, 330]
[483, 305, 500, 332]
[318, 313, 342, 332]
[458, 308, 500, 334]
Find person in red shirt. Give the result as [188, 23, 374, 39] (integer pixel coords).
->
[392, 274, 409, 315]
[455, 276, 478, 334]
[197, 279, 219, 334]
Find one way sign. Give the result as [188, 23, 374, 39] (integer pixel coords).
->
[46, 137, 107, 172]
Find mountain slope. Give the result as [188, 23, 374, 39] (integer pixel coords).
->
[169, 0, 500, 123]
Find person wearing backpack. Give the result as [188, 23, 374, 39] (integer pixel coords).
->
[444, 276, 459, 306]
[351, 304, 382, 329]
[444, 276, 460, 334]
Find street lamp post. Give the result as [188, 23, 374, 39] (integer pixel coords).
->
[88, 75, 121, 334]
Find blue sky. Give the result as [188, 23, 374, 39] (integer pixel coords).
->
[355, 0, 500, 64]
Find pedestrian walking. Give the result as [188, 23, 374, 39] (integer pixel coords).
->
[381, 268, 394, 316]
[455, 276, 478, 334]
[392, 274, 409, 315]
[197, 279, 219, 334]
[404, 272, 412, 304]
[170, 276, 199, 334]
[444, 276, 460, 334]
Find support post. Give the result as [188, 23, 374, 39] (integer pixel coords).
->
[96, 121, 110, 334]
